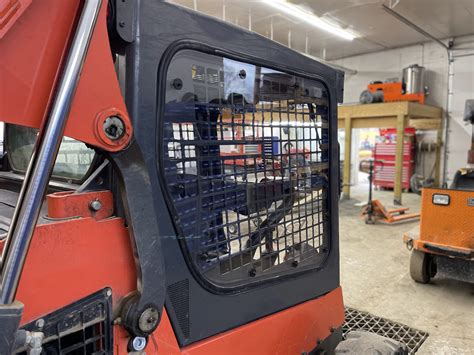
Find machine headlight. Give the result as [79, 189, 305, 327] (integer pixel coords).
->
[432, 194, 450, 206]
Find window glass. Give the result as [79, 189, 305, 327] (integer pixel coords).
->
[7, 125, 95, 182]
[163, 50, 330, 288]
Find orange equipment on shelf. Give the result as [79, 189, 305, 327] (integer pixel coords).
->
[367, 82, 425, 104]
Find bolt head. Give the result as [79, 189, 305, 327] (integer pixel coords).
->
[35, 319, 45, 329]
[89, 199, 102, 212]
[172, 78, 183, 90]
[131, 336, 147, 351]
[103, 116, 125, 141]
[138, 307, 160, 333]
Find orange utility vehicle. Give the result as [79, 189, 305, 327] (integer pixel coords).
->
[404, 100, 474, 284]
[0, 1, 408, 354]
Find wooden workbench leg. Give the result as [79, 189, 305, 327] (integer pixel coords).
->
[343, 116, 352, 199]
[394, 114, 406, 205]
[434, 125, 443, 187]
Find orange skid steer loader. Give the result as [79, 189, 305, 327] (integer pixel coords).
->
[0, 1, 406, 354]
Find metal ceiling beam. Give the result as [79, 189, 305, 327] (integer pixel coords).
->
[381, 4, 449, 50]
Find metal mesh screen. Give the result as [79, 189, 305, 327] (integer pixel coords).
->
[17, 289, 112, 354]
[162, 50, 331, 287]
[343, 307, 429, 354]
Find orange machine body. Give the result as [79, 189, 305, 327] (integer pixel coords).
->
[368, 82, 425, 104]
[0, 0, 132, 152]
[403, 188, 474, 258]
[0, 1, 345, 353]
[1, 190, 344, 354]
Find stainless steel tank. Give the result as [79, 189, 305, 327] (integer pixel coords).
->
[402, 64, 425, 94]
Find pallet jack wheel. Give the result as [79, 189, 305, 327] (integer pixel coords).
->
[410, 250, 437, 284]
[364, 214, 375, 224]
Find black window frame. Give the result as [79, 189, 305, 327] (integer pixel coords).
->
[156, 41, 335, 294]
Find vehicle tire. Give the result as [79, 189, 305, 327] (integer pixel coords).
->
[410, 250, 436, 283]
[410, 174, 422, 195]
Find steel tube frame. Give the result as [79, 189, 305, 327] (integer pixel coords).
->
[381, 4, 449, 50]
[0, 0, 102, 304]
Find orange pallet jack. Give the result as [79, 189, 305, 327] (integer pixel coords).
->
[360, 160, 420, 224]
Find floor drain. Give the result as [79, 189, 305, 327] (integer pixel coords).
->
[343, 307, 429, 354]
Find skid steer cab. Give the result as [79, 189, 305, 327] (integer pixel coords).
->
[0, 1, 351, 353]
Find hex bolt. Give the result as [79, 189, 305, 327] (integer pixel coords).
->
[138, 307, 160, 333]
[248, 268, 257, 277]
[89, 199, 102, 212]
[131, 336, 147, 352]
[35, 319, 45, 329]
[238, 69, 247, 79]
[119, 21, 125, 28]
[103, 116, 125, 141]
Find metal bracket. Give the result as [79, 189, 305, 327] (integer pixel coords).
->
[115, 0, 137, 43]
[336, 70, 345, 104]
[111, 142, 166, 337]
[0, 301, 24, 354]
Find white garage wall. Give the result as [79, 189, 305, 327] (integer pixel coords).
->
[331, 34, 474, 184]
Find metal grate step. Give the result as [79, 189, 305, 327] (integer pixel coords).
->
[343, 307, 429, 354]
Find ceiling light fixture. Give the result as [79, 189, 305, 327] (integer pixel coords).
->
[262, 0, 356, 41]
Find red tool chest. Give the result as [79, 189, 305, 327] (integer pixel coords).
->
[374, 128, 415, 190]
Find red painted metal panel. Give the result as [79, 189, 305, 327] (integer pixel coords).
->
[373, 142, 415, 190]
[0, 0, 132, 151]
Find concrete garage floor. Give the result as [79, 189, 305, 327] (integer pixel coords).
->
[339, 185, 474, 354]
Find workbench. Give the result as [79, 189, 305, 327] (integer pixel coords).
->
[338, 102, 443, 204]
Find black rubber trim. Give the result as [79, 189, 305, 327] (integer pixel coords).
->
[155, 40, 335, 295]
[424, 242, 473, 259]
